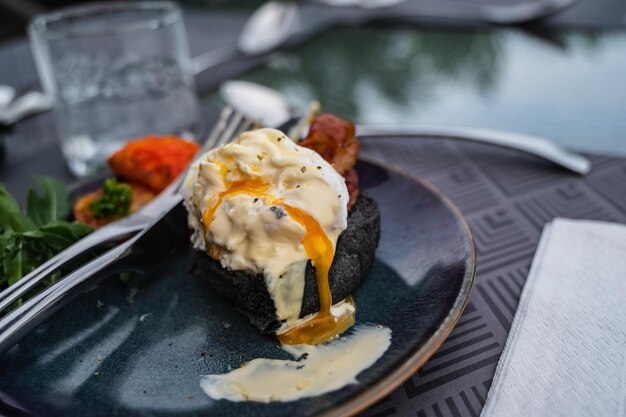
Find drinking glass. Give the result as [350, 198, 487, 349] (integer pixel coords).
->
[29, 2, 199, 177]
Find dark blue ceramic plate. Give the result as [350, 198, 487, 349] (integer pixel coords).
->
[0, 158, 475, 417]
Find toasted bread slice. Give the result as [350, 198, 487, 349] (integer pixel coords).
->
[190, 194, 381, 334]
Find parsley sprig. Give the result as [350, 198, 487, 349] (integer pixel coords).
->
[0, 176, 93, 288]
[90, 179, 132, 219]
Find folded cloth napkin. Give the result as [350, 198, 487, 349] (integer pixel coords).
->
[481, 218, 626, 417]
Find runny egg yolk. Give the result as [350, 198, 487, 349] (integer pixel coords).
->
[202, 179, 355, 345]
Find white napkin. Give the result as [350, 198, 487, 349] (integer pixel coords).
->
[481, 218, 626, 417]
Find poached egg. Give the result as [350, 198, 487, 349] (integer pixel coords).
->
[181, 128, 353, 344]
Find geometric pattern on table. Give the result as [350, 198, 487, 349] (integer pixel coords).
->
[358, 138, 626, 417]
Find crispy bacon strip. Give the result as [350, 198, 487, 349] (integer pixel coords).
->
[300, 114, 361, 210]
[108, 136, 200, 193]
[300, 114, 359, 176]
[343, 168, 360, 210]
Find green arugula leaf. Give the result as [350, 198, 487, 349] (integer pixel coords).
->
[1, 234, 26, 286]
[0, 184, 21, 219]
[27, 175, 71, 225]
[8, 215, 36, 234]
[0, 177, 94, 289]
[34, 221, 92, 251]
[0, 185, 35, 233]
[0, 233, 7, 255]
[26, 188, 46, 227]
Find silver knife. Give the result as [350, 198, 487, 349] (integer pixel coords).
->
[356, 125, 591, 175]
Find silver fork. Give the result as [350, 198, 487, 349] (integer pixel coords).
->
[0, 108, 256, 318]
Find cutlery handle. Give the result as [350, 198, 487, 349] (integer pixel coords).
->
[0, 222, 142, 314]
[0, 184, 183, 314]
[192, 45, 239, 75]
[355, 0, 577, 25]
[0, 195, 184, 354]
[356, 125, 591, 175]
[0, 91, 53, 126]
[0, 233, 138, 354]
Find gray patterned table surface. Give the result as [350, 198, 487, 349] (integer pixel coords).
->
[1, 6, 626, 417]
[356, 139, 626, 417]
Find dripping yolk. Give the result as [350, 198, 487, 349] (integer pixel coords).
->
[202, 179, 355, 345]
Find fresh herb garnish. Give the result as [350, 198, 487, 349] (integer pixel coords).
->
[90, 179, 132, 219]
[0, 176, 93, 288]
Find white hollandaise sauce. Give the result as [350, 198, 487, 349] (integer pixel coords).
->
[199, 324, 391, 402]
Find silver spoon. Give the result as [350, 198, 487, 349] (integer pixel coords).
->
[219, 80, 591, 175]
[0, 86, 52, 126]
[0, 85, 16, 108]
[220, 81, 294, 127]
[192, 1, 299, 75]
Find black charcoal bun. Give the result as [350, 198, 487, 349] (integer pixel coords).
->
[189, 194, 381, 334]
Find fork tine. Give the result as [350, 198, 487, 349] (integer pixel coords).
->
[217, 117, 257, 147]
[201, 107, 234, 150]
[212, 110, 243, 149]
[208, 110, 259, 150]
